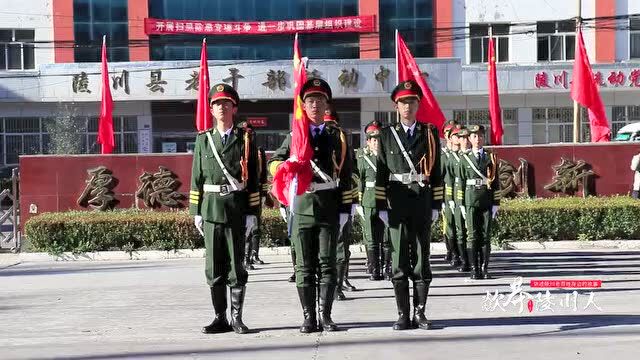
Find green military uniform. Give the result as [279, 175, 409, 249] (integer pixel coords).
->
[457, 124, 500, 280]
[324, 109, 357, 300]
[190, 84, 259, 334]
[376, 81, 443, 331]
[268, 78, 352, 333]
[355, 121, 389, 281]
[244, 146, 268, 269]
[441, 120, 460, 266]
[451, 126, 471, 272]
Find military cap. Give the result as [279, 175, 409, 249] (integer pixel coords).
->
[443, 120, 459, 137]
[209, 83, 239, 106]
[300, 78, 332, 101]
[457, 127, 470, 137]
[468, 124, 486, 134]
[323, 108, 339, 123]
[391, 80, 423, 103]
[449, 123, 463, 136]
[365, 121, 382, 138]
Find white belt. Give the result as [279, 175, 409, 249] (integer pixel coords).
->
[306, 180, 338, 193]
[466, 179, 488, 186]
[203, 183, 246, 194]
[389, 173, 425, 184]
[365, 181, 376, 188]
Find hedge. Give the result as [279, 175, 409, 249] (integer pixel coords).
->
[24, 196, 640, 254]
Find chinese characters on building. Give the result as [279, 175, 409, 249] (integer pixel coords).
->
[77, 166, 117, 211]
[535, 69, 640, 89]
[544, 157, 595, 196]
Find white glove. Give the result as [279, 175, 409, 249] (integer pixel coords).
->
[441, 203, 446, 210]
[378, 210, 389, 226]
[356, 205, 365, 219]
[492, 205, 499, 219]
[245, 215, 257, 238]
[460, 206, 467, 220]
[431, 209, 439, 222]
[339, 213, 349, 234]
[448, 200, 456, 210]
[279, 207, 288, 223]
[287, 155, 298, 163]
[194, 215, 204, 236]
[350, 204, 357, 218]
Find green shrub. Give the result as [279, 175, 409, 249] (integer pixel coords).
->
[24, 196, 640, 254]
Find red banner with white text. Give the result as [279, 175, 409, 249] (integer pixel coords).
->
[144, 16, 376, 36]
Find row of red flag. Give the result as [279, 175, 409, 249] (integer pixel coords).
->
[97, 26, 610, 156]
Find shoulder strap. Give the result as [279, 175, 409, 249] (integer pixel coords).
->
[206, 131, 241, 191]
[363, 154, 377, 172]
[390, 127, 418, 174]
[451, 152, 460, 162]
[462, 153, 489, 181]
[310, 160, 332, 183]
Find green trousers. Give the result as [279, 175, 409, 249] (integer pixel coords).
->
[388, 211, 432, 284]
[362, 206, 386, 250]
[336, 217, 352, 266]
[444, 201, 458, 254]
[291, 214, 338, 288]
[204, 219, 248, 287]
[453, 204, 467, 252]
[466, 207, 492, 249]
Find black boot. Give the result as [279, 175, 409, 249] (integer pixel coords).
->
[297, 287, 318, 333]
[335, 262, 347, 300]
[457, 243, 470, 272]
[412, 282, 432, 330]
[469, 248, 481, 280]
[250, 231, 265, 265]
[229, 286, 249, 334]
[444, 250, 452, 263]
[202, 285, 232, 334]
[368, 249, 382, 281]
[481, 243, 492, 279]
[383, 246, 393, 281]
[243, 241, 254, 270]
[364, 245, 371, 274]
[343, 261, 357, 292]
[318, 284, 339, 331]
[392, 281, 411, 330]
[288, 248, 296, 282]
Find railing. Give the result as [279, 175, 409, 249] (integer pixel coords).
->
[0, 168, 19, 252]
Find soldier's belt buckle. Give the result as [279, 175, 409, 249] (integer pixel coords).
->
[306, 184, 316, 193]
[401, 174, 411, 184]
[219, 184, 229, 195]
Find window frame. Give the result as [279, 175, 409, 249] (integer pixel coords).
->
[537, 21, 576, 62]
[0, 29, 36, 71]
[469, 23, 510, 64]
[629, 16, 640, 59]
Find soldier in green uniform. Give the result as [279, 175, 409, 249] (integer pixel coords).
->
[190, 84, 259, 334]
[268, 79, 353, 333]
[324, 108, 358, 300]
[355, 121, 388, 281]
[375, 81, 443, 330]
[243, 146, 268, 270]
[457, 124, 500, 280]
[441, 120, 461, 267]
[451, 125, 471, 272]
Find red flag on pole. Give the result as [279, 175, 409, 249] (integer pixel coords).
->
[98, 35, 114, 154]
[396, 31, 446, 133]
[570, 27, 611, 142]
[195, 38, 212, 131]
[271, 33, 313, 205]
[487, 34, 504, 145]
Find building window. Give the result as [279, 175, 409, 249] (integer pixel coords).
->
[612, 105, 640, 135]
[0, 29, 35, 70]
[532, 107, 589, 144]
[452, 109, 518, 145]
[379, 0, 434, 58]
[0, 116, 138, 166]
[148, 0, 358, 61]
[74, 0, 129, 62]
[630, 16, 640, 59]
[469, 24, 510, 63]
[537, 20, 575, 62]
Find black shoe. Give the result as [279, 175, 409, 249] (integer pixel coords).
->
[450, 255, 461, 268]
[288, 273, 296, 283]
[202, 285, 232, 334]
[229, 286, 249, 334]
[335, 287, 347, 301]
[392, 281, 411, 330]
[343, 279, 357, 292]
[444, 251, 452, 262]
[412, 282, 432, 330]
[250, 252, 265, 265]
[297, 287, 318, 333]
[468, 248, 480, 280]
[480, 244, 492, 279]
[318, 285, 339, 332]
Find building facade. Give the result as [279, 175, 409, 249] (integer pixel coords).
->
[1, 0, 640, 168]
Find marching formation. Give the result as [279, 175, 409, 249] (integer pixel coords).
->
[189, 79, 501, 334]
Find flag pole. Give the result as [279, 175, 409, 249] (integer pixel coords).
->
[573, 0, 582, 143]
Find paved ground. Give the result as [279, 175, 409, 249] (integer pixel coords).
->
[1, 249, 640, 360]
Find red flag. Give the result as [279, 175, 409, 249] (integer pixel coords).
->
[487, 34, 504, 145]
[97, 35, 114, 154]
[195, 38, 212, 131]
[396, 31, 446, 133]
[570, 27, 611, 142]
[271, 33, 313, 205]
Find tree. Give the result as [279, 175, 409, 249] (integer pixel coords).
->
[44, 103, 86, 154]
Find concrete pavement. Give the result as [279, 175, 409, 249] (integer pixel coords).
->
[1, 249, 640, 359]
